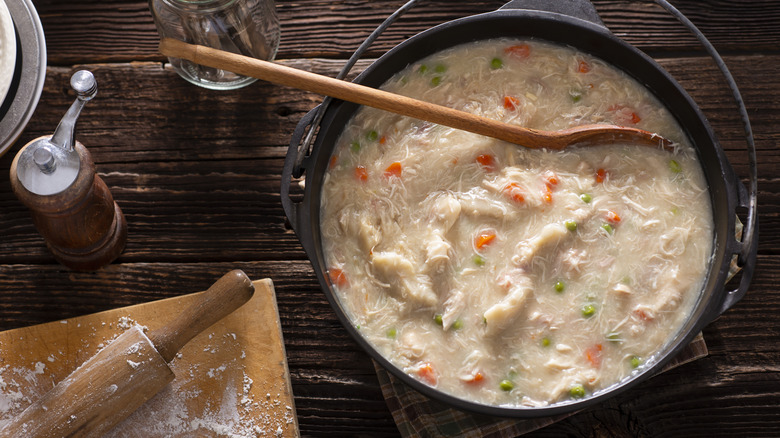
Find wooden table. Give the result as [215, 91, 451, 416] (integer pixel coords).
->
[1, 1, 777, 436]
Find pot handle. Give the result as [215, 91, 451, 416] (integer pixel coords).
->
[499, 0, 605, 28]
[281, 106, 319, 235]
[652, 0, 758, 315]
[719, 184, 759, 316]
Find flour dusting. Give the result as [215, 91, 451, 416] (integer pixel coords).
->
[104, 327, 295, 437]
[0, 305, 296, 437]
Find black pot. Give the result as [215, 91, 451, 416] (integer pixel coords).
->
[282, 0, 757, 418]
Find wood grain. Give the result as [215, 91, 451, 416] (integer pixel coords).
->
[0, 278, 299, 437]
[34, 1, 780, 65]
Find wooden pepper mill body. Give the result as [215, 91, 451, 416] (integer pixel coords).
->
[10, 138, 127, 271]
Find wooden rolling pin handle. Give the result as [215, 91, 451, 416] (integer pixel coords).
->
[148, 269, 255, 362]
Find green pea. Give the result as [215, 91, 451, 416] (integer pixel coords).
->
[434, 314, 443, 326]
[434, 64, 447, 73]
[418, 64, 429, 74]
[386, 327, 397, 339]
[565, 220, 577, 232]
[630, 355, 641, 368]
[669, 159, 682, 173]
[580, 193, 592, 203]
[452, 318, 464, 330]
[582, 304, 596, 318]
[570, 90, 583, 103]
[350, 141, 361, 153]
[499, 379, 514, 391]
[569, 384, 586, 398]
[473, 254, 486, 266]
[366, 130, 379, 141]
[554, 281, 565, 293]
[490, 57, 503, 69]
[601, 223, 614, 234]
[541, 337, 551, 347]
[431, 76, 442, 87]
[356, 324, 361, 330]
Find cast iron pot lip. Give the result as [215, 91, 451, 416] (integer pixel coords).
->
[290, 8, 742, 418]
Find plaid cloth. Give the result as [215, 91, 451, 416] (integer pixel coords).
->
[374, 333, 708, 437]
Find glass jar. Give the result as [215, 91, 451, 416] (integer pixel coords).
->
[149, 0, 280, 90]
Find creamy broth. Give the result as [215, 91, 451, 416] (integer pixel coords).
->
[319, 39, 713, 407]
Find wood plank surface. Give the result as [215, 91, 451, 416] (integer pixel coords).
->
[36, 1, 780, 65]
[1, 0, 778, 436]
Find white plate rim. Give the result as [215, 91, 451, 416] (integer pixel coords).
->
[0, 0, 45, 159]
[0, 0, 16, 105]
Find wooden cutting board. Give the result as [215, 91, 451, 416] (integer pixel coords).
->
[0, 278, 299, 437]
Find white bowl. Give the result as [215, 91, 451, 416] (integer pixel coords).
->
[0, 0, 16, 106]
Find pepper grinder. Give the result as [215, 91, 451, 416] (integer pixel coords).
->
[9, 70, 127, 271]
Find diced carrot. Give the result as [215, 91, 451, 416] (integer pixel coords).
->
[606, 210, 621, 224]
[633, 308, 654, 321]
[595, 168, 606, 183]
[464, 371, 485, 385]
[417, 362, 438, 386]
[379, 135, 387, 145]
[578, 60, 590, 73]
[503, 182, 525, 204]
[475, 230, 496, 250]
[327, 268, 349, 288]
[355, 166, 368, 182]
[384, 161, 402, 178]
[504, 95, 520, 110]
[608, 104, 641, 125]
[476, 154, 496, 171]
[329, 155, 338, 169]
[505, 44, 531, 59]
[537, 171, 558, 204]
[542, 185, 553, 204]
[585, 344, 603, 367]
[543, 170, 559, 187]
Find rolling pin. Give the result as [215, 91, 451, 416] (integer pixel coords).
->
[0, 269, 255, 438]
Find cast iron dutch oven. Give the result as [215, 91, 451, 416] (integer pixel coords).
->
[281, 0, 758, 417]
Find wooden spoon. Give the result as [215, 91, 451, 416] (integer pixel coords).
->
[159, 38, 671, 151]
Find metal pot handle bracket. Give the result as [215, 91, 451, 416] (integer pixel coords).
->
[281, 0, 758, 312]
[499, 0, 605, 27]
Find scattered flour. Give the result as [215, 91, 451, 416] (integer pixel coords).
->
[102, 329, 296, 437]
[207, 364, 228, 378]
[0, 316, 296, 437]
[126, 342, 142, 355]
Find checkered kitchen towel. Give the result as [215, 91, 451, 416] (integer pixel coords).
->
[374, 333, 708, 437]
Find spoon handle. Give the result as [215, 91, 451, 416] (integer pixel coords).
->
[159, 38, 667, 150]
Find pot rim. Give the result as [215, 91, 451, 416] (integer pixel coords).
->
[281, 5, 756, 418]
